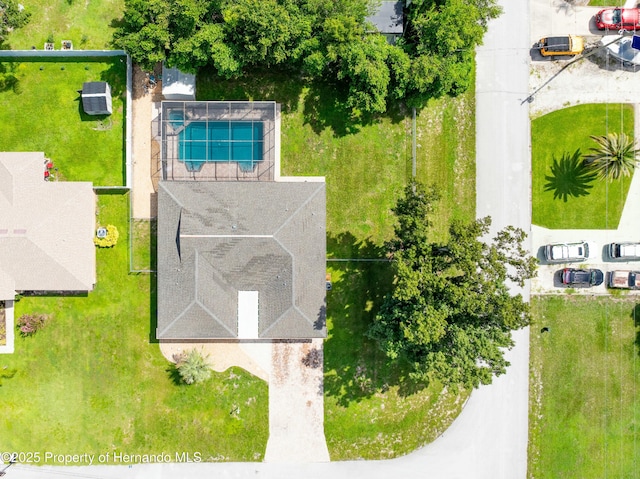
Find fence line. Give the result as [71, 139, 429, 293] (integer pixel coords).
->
[326, 258, 390, 262]
[0, 50, 126, 58]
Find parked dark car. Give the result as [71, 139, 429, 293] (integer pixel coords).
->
[562, 268, 604, 287]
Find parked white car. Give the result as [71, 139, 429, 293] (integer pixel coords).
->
[544, 241, 592, 262]
[608, 241, 640, 260]
[601, 35, 640, 66]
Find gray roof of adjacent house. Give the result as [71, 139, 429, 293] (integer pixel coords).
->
[81, 81, 112, 115]
[157, 180, 327, 340]
[0, 152, 96, 300]
[367, 1, 404, 34]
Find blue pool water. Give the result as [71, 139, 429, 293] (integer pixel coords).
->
[169, 112, 264, 172]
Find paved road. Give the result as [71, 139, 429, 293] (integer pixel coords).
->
[6, 0, 533, 478]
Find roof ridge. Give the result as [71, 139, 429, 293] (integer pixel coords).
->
[272, 182, 324, 237]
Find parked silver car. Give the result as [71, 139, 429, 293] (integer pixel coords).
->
[608, 242, 640, 260]
[544, 241, 592, 262]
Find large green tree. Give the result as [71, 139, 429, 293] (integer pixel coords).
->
[114, 0, 501, 117]
[0, 0, 30, 44]
[368, 182, 537, 390]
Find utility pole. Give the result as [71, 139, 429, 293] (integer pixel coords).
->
[0, 460, 15, 477]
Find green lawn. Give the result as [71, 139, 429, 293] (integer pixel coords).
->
[529, 296, 640, 478]
[198, 69, 476, 251]
[588, 0, 622, 5]
[0, 59, 126, 186]
[532, 104, 633, 229]
[131, 219, 157, 272]
[198, 70, 476, 458]
[4, 0, 124, 51]
[0, 194, 268, 462]
[324, 262, 468, 459]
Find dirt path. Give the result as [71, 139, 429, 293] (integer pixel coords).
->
[131, 65, 159, 219]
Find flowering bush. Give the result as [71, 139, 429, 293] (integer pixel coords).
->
[17, 313, 49, 336]
[94, 224, 119, 248]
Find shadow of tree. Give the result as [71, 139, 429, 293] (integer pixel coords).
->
[327, 231, 386, 259]
[302, 80, 367, 137]
[165, 362, 184, 386]
[544, 149, 597, 202]
[194, 67, 410, 137]
[323, 232, 424, 406]
[99, 56, 127, 98]
[632, 303, 640, 356]
[195, 66, 305, 115]
[0, 62, 20, 93]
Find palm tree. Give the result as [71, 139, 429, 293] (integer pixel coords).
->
[176, 349, 211, 385]
[583, 132, 640, 181]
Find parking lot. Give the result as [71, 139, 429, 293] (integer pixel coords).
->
[531, 158, 640, 294]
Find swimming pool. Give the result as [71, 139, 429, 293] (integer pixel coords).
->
[170, 113, 264, 172]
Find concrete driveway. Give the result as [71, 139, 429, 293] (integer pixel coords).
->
[529, 0, 640, 117]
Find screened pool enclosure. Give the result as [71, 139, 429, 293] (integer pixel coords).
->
[161, 101, 277, 181]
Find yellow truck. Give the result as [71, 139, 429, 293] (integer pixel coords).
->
[536, 35, 584, 57]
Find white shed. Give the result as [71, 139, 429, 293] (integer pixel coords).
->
[162, 64, 196, 101]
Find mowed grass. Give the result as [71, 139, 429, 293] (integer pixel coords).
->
[532, 104, 633, 229]
[324, 262, 469, 459]
[131, 219, 157, 272]
[4, 0, 124, 50]
[0, 59, 126, 186]
[198, 70, 476, 458]
[529, 296, 640, 478]
[198, 69, 476, 251]
[0, 194, 268, 462]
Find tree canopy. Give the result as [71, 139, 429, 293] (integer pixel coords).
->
[0, 0, 31, 44]
[114, 0, 501, 118]
[368, 182, 537, 390]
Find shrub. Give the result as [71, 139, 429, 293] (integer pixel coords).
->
[174, 349, 212, 385]
[16, 313, 49, 336]
[94, 225, 119, 248]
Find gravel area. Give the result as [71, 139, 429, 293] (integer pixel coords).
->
[131, 65, 160, 219]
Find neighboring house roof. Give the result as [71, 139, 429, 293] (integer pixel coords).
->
[0, 152, 96, 300]
[367, 1, 404, 34]
[157, 180, 327, 340]
[162, 64, 196, 101]
[81, 81, 112, 115]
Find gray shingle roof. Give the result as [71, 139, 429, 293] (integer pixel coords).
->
[81, 82, 112, 115]
[157, 180, 327, 340]
[367, 1, 404, 34]
[82, 82, 108, 95]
